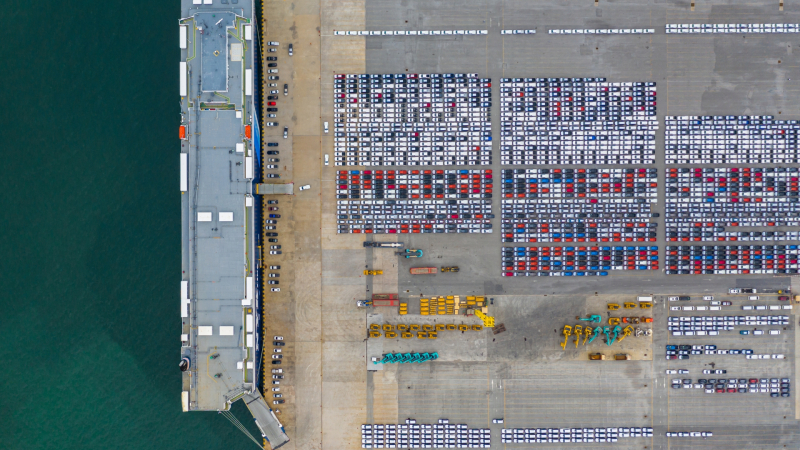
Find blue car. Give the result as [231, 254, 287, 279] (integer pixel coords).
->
[666, 345, 677, 350]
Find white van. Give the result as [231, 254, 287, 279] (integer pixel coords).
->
[769, 330, 781, 335]
[324, 121, 329, 133]
[324, 154, 329, 166]
[748, 295, 759, 301]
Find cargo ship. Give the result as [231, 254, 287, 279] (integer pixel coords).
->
[178, 0, 288, 447]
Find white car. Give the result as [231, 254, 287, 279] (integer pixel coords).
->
[267, 41, 279, 46]
[299, 184, 311, 191]
[678, 369, 689, 374]
[668, 296, 678, 301]
[274, 348, 282, 353]
[665, 369, 677, 375]
[702, 295, 713, 301]
[271, 288, 280, 292]
[272, 387, 281, 392]
[729, 288, 741, 294]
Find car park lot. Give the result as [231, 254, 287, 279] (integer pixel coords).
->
[334, 73, 492, 166]
[665, 166, 800, 242]
[665, 116, 800, 164]
[499, 78, 657, 166]
[662, 290, 795, 420]
[264, 0, 800, 448]
[501, 167, 658, 243]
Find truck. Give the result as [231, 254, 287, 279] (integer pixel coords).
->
[410, 267, 437, 275]
[399, 249, 423, 258]
[614, 354, 631, 361]
[589, 353, 606, 361]
[363, 241, 404, 248]
[636, 296, 653, 303]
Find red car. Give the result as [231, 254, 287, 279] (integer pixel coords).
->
[268, 102, 276, 106]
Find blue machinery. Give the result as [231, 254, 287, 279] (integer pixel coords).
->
[375, 352, 439, 364]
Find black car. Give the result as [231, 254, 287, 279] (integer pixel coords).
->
[267, 142, 279, 147]
[266, 233, 277, 237]
[271, 360, 282, 365]
[268, 238, 278, 243]
[266, 56, 277, 61]
[268, 63, 277, 67]
[678, 355, 690, 360]
[267, 108, 278, 112]
[267, 174, 280, 178]
[274, 341, 285, 346]
[268, 95, 278, 100]
[267, 200, 278, 204]
[267, 151, 279, 155]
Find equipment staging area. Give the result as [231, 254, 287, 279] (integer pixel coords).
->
[187, 0, 800, 448]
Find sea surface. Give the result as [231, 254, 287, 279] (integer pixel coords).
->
[0, 1, 261, 449]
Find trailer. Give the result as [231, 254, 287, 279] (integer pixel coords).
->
[363, 241, 404, 248]
[372, 293, 399, 306]
[409, 267, 437, 275]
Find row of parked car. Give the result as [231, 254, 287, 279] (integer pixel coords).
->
[361, 421, 490, 449]
[671, 377, 790, 397]
[501, 427, 653, 444]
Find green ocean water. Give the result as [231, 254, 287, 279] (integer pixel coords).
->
[0, 1, 261, 449]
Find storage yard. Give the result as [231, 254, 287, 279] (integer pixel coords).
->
[253, 0, 800, 448]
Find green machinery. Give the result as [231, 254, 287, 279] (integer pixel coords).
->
[607, 325, 622, 346]
[376, 352, 439, 364]
[576, 314, 602, 323]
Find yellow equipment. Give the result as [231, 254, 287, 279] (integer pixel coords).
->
[409, 324, 421, 332]
[399, 302, 408, 315]
[401, 332, 412, 339]
[396, 324, 409, 332]
[471, 324, 483, 331]
[583, 326, 593, 345]
[573, 324, 583, 348]
[623, 302, 637, 309]
[422, 324, 433, 332]
[435, 324, 445, 331]
[369, 324, 381, 331]
[639, 302, 652, 309]
[369, 331, 381, 338]
[382, 324, 393, 332]
[617, 326, 634, 343]
[560, 325, 572, 350]
[429, 332, 437, 339]
[607, 303, 620, 310]
[458, 324, 469, 332]
[417, 332, 428, 339]
[385, 331, 398, 339]
[608, 317, 620, 326]
[474, 310, 495, 327]
[363, 270, 383, 275]
[446, 324, 457, 331]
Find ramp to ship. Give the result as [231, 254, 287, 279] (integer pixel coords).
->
[243, 392, 290, 448]
[256, 183, 294, 195]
